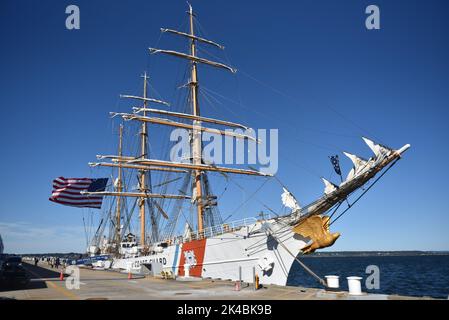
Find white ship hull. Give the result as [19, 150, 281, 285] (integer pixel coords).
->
[112, 218, 308, 286]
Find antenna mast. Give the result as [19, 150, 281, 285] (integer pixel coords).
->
[115, 124, 123, 248]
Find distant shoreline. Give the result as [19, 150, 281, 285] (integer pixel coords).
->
[2, 250, 448, 258]
[303, 251, 449, 258]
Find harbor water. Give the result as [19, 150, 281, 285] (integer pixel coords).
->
[287, 254, 449, 299]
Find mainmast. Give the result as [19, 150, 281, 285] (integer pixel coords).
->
[187, 4, 205, 235]
[91, 4, 269, 244]
[139, 72, 149, 247]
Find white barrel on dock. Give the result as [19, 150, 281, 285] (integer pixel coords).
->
[347, 276, 363, 295]
[325, 275, 340, 289]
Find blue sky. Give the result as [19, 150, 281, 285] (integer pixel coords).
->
[0, 0, 448, 253]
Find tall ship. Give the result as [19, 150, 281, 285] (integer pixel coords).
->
[51, 4, 410, 286]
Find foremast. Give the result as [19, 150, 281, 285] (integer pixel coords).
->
[188, 3, 205, 235]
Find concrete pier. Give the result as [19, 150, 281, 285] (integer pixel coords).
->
[0, 262, 436, 300]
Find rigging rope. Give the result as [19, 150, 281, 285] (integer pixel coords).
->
[265, 228, 327, 287]
[228, 176, 270, 216]
[329, 158, 400, 227]
[237, 68, 381, 143]
[328, 201, 343, 221]
[201, 85, 342, 152]
[82, 216, 88, 249]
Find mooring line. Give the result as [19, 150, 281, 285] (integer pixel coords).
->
[265, 231, 327, 287]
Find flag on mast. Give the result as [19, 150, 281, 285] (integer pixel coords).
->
[49, 177, 109, 209]
[329, 155, 342, 177]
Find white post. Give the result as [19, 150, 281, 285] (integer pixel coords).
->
[184, 263, 191, 278]
[347, 276, 363, 295]
[239, 265, 242, 283]
[325, 275, 340, 289]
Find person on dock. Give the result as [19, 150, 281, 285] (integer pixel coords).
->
[55, 257, 60, 269]
[34, 257, 39, 266]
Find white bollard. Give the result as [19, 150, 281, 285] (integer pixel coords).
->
[347, 276, 363, 295]
[325, 275, 340, 289]
[184, 264, 191, 278]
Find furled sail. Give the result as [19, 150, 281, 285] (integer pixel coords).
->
[321, 178, 338, 195]
[113, 177, 119, 188]
[191, 186, 197, 204]
[183, 223, 193, 241]
[295, 139, 410, 223]
[362, 137, 391, 159]
[343, 152, 369, 181]
[281, 187, 301, 212]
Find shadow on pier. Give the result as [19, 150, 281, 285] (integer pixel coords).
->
[25, 262, 64, 280]
[0, 262, 62, 293]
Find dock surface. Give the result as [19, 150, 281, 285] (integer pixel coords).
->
[0, 262, 434, 300]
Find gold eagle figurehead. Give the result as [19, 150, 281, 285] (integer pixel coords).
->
[292, 215, 340, 254]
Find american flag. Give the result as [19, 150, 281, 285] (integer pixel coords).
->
[49, 177, 109, 209]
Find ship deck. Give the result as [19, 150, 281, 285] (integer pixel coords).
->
[0, 262, 435, 300]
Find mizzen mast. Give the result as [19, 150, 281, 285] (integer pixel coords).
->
[86, 73, 188, 246]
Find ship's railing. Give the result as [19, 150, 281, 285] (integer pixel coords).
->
[159, 214, 272, 245]
[189, 214, 272, 241]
